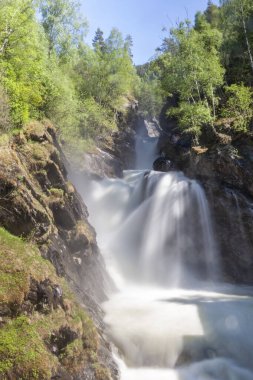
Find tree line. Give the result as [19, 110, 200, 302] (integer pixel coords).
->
[0, 0, 139, 154]
[140, 0, 253, 139]
[1, 0, 253, 150]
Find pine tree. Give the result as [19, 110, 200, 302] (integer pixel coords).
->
[124, 34, 134, 58]
[92, 28, 106, 53]
[204, 1, 220, 28]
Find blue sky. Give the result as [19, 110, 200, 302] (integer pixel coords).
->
[81, 0, 219, 65]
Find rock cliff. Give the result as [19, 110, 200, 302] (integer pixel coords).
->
[0, 121, 117, 379]
[158, 120, 253, 284]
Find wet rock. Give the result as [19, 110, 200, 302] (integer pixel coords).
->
[153, 157, 172, 172]
[25, 278, 64, 314]
[157, 104, 253, 284]
[50, 326, 78, 356]
[159, 126, 253, 284]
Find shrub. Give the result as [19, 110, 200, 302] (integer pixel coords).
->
[221, 84, 253, 132]
[168, 101, 213, 136]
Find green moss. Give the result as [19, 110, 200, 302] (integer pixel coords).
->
[0, 228, 56, 305]
[28, 142, 51, 162]
[19, 140, 54, 170]
[49, 188, 64, 198]
[11, 128, 22, 136]
[0, 229, 106, 379]
[76, 221, 95, 245]
[59, 339, 85, 373]
[93, 363, 111, 380]
[24, 121, 47, 137]
[0, 316, 56, 379]
[46, 187, 65, 207]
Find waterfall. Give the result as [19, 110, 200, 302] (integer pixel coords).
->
[92, 169, 220, 287]
[134, 119, 159, 170]
[74, 120, 253, 380]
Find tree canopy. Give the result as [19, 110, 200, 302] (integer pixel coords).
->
[0, 0, 138, 155]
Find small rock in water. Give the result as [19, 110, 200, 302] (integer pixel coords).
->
[153, 157, 172, 172]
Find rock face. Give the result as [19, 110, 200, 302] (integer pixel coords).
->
[186, 140, 253, 284]
[158, 125, 253, 284]
[153, 157, 172, 172]
[0, 121, 117, 379]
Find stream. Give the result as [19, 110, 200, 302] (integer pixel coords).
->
[78, 123, 253, 380]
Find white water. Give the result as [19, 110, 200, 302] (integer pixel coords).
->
[76, 128, 253, 380]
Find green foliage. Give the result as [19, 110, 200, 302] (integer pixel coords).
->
[169, 101, 213, 136]
[136, 79, 164, 120]
[0, 0, 137, 156]
[39, 0, 88, 59]
[77, 38, 137, 112]
[0, 316, 55, 379]
[0, 0, 49, 125]
[204, 1, 221, 28]
[92, 28, 106, 53]
[156, 20, 224, 136]
[221, 84, 253, 131]
[43, 60, 80, 131]
[0, 227, 56, 305]
[159, 21, 224, 104]
[0, 225, 104, 379]
[220, 0, 253, 83]
[78, 97, 117, 139]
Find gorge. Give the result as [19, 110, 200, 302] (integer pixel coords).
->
[2, 1, 253, 378]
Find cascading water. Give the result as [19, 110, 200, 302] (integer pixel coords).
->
[75, 121, 253, 380]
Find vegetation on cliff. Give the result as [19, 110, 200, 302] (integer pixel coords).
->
[142, 0, 253, 140]
[0, 121, 114, 379]
[0, 0, 139, 158]
[0, 228, 110, 380]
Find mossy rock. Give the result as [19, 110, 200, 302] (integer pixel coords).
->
[0, 228, 56, 307]
[0, 316, 57, 379]
[0, 228, 105, 379]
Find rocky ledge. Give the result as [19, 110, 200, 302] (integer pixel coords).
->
[0, 121, 117, 379]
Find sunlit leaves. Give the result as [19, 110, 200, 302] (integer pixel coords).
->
[0, 0, 49, 125]
[221, 84, 253, 131]
[39, 0, 88, 59]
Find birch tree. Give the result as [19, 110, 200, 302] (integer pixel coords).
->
[220, 0, 253, 81]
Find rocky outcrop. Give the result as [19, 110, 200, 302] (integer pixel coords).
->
[74, 104, 137, 179]
[158, 125, 253, 284]
[0, 121, 117, 379]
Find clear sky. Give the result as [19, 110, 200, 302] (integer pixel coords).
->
[81, 0, 219, 65]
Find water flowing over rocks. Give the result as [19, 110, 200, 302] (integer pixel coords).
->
[80, 121, 253, 380]
[67, 113, 253, 380]
[158, 119, 253, 284]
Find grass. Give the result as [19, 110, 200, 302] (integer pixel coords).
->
[0, 228, 56, 305]
[0, 316, 57, 379]
[0, 228, 104, 379]
[47, 187, 65, 206]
